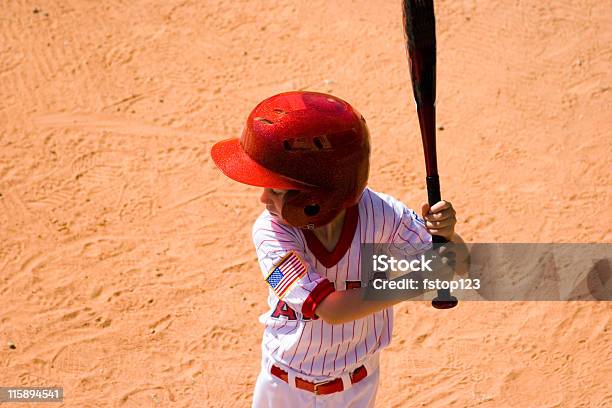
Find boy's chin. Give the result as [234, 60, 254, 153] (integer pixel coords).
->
[268, 210, 290, 224]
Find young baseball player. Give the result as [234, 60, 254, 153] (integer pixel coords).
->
[211, 91, 458, 407]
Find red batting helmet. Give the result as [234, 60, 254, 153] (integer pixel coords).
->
[211, 91, 370, 228]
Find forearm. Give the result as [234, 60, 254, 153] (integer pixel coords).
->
[315, 271, 428, 324]
[315, 288, 398, 324]
[316, 234, 466, 325]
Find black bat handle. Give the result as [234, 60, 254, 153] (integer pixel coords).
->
[426, 175, 458, 309]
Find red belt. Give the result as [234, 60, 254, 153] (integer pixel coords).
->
[270, 364, 368, 395]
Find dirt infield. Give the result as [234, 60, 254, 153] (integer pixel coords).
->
[0, 1, 610, 407]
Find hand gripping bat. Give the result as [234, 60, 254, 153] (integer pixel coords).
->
[402, 0, 458, 309]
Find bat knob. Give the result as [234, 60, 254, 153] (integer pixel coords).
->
[432, 289, 458, 309]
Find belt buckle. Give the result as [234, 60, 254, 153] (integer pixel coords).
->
[313, 379, 333, 395]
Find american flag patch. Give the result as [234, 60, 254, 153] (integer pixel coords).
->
[265, 251, 307, 299]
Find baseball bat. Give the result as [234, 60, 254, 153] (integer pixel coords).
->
[402, 0, 458, 309]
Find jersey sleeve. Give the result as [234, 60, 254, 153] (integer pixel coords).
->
[252, 213, 335, 319]
[384, 196, 432, 255]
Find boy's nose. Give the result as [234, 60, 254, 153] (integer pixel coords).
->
[260, 188, 272, 204]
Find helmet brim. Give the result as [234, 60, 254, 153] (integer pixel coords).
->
[211, 138, 316, 190]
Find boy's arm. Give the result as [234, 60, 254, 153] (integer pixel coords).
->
[315, 270, 429, 325]
[315, 288, 402, 325]
[316, 233, 468, 325]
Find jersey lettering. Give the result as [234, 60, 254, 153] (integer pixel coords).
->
[270, 300, 297, 320]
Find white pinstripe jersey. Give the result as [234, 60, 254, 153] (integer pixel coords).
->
[252, 187, 431, 379]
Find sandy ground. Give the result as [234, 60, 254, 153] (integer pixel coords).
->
[1, 0, 611, 407]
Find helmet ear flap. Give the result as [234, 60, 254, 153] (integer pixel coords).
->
[304, 203, 320, 217]
[281, 190, 336, 229]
